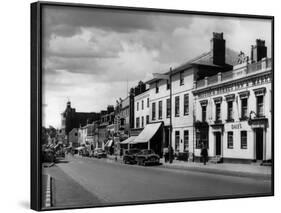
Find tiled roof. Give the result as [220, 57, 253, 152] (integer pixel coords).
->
[146, 48, 239, 84]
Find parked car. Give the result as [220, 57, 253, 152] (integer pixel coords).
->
[123, 149, 140, 164]
[81, 148, 90, 157]
[135, 149, 160, 166]
[42, 148, 56, 163]
[92, 148, 107, 158]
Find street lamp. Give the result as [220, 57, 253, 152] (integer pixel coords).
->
[169, 67, 173, 164]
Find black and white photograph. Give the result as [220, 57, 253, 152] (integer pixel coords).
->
[31, 1, 273, 211]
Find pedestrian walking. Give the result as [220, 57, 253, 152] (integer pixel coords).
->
[201, 143, 208, 165]
[169, 146, 174, 163]
[163, 147, 169, 163]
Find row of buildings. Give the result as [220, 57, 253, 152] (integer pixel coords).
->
[60, 32, 272, 163]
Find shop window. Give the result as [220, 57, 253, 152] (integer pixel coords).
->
[175, 96, 180, 117]
[241, 131, 247, 149]
[227, 132, 233, 149]
[196, 129, 208, 149]
[175, 131, 180, 151]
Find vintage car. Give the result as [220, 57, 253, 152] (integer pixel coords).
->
[123, 149, 140, 164]
[92, 148, 107, 158]
[42, 148, 56, 163]
[135, 149, 160, 166]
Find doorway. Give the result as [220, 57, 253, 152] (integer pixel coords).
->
[215, 132, 221, 156]
[255, 128, 264, 160]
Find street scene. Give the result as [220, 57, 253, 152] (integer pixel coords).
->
[42, 155, 271, 208]
[41, 5, 273, 210]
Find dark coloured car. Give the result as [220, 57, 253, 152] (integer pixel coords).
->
[93, 148, 107, 158]
[42, 149, 56, 163]
[123, 149, 140, 164]
[135, 149, 160, 166]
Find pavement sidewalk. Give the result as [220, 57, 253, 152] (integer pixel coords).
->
[42, 164, 101, 208]
[160, 159, 272, 179]
[105, 154, 271, 179]
[42, 174, 52, 208]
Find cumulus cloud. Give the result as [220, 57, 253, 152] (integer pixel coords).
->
[41, 5, 272, 127]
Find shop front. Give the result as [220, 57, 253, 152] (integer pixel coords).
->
[210, 123, 224, 163]
[248, 117, 269, 162]
[194, 121, 209, 161]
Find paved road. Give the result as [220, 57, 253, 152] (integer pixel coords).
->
[44, 155, 271, 208]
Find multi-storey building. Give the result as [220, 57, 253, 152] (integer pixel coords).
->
[114, 96, 130, 136]
[134, 85, 150, 129]
[78, 125, 88, 146]
[97, 106, 115, 149]
[68, 128, 78, 147]
[61, 101, 100, 144]
[193, 39, 272, 163]
[145, 32, 236, 157]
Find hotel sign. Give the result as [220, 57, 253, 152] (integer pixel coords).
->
[231, 123, 242, 129]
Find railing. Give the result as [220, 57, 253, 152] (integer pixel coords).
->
[267, 58, 272, 68]
[196, 79, 205, 88]
[208, 75, 218, 85]
[247, 61, 262, 74]
[221, 71, 234, 81]
[195, 58, 271, 89]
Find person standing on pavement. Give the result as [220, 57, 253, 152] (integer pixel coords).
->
[163, 147, 169, 163]
[201, 143, 208, 165]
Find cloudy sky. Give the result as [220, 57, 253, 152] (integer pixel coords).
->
[42, 5, 272, 128]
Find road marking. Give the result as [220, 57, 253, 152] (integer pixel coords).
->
[44, 175, 52, 208]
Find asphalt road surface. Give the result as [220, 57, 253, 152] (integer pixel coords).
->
[43, 155, 271, 208]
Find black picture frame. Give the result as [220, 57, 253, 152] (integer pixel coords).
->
[31, 1, 274, 211]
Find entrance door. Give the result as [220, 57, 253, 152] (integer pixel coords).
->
[256, 128, 263, 160]
[215, 132, 221, 156]
[164, 127, 170, 148]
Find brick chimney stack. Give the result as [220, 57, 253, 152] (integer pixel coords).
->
[251, 39, 267, 63]
[210, 32, 225, 66]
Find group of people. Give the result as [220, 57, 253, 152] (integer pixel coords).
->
[163, 142, 208, 165]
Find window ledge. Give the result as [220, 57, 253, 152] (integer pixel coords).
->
[225, 119, 234, 123]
